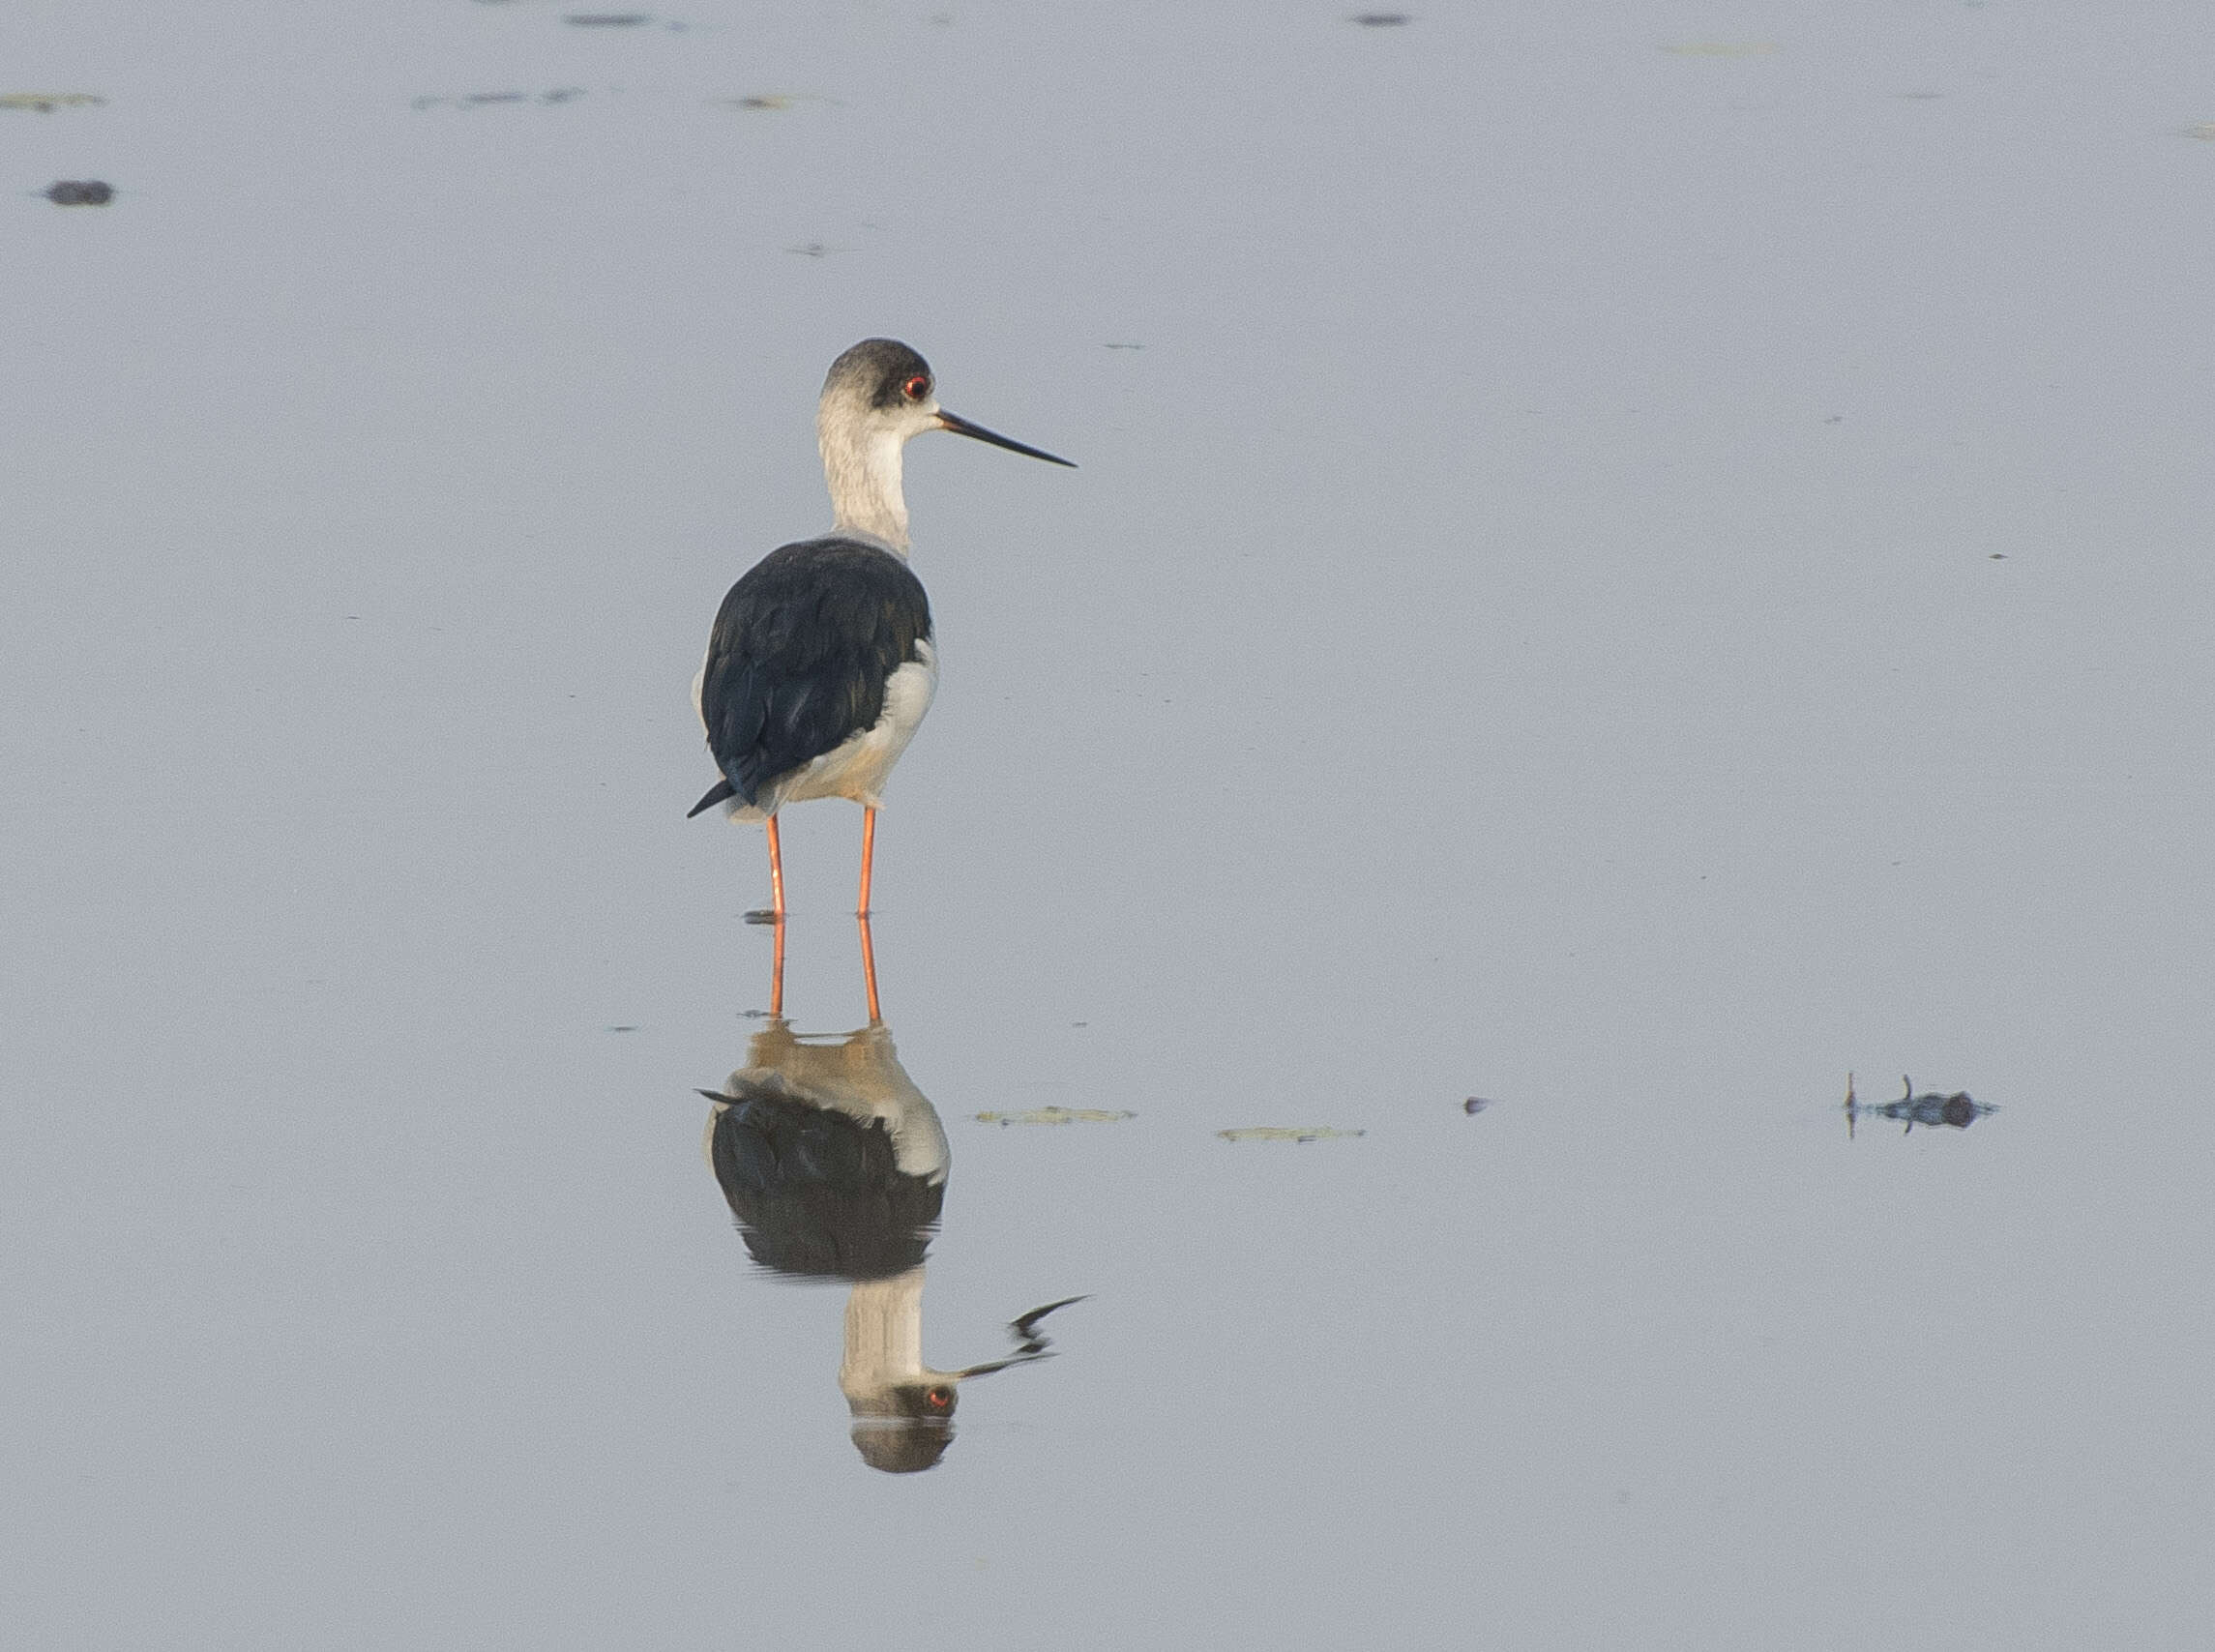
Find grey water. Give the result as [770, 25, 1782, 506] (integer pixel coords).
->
[4, 2, 2212, 1647]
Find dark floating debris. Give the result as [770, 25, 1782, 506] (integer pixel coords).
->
[1462, 1096, 1493, 1115]
[1845, 1072, 1995, 1138]
[44, 180, 112, 205]
[715, 94, 838, 112]
[1352, 13, 1411, 24]
[565, 12, 652, 23]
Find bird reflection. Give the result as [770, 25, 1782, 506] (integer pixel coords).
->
[701, 919, 1082, 1472]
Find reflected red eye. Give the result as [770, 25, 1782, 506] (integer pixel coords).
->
[902, 374, 930, 401]
[925, 1386, 952, 1410]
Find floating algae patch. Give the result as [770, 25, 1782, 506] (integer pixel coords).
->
[412, 89, 587, 109]
[971, 1106, 1137, 1128]
[2, 93, 107, 113]
[1218, 1126, 1365, 1143]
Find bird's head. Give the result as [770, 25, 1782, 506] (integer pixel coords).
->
[819, 338, 1075, 467]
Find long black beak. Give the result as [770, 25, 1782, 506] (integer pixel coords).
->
[935, 409, 1076, 467]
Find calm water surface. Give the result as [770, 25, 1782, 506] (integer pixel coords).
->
[4, 2, 2211, 1646]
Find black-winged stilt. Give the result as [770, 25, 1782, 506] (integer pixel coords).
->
[689, 339, 1073, 937]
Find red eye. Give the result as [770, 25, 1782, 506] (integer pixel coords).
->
[902, 374, 930, 401]
[925, 1386, 952, 1410]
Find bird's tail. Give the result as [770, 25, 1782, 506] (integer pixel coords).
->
[687, 779, 738, 818]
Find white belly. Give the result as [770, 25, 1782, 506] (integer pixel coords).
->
[708, 641, 938, 821]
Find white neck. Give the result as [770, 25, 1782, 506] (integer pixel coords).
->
[842, 1267, 938, 1406]
[820, 422, 911, 554]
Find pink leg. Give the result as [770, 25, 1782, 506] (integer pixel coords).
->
[764, 813, 786, 921]
[856, 807, 877, 918]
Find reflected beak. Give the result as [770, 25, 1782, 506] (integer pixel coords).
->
[951, 1296, 1090, 1378]
[1012, 1295, 1089, 1341]
[934, 409, 1077, 467]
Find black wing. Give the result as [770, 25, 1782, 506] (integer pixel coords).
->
[694, 537, 931, 809]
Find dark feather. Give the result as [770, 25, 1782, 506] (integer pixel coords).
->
[696, 537, 931, 806]
[686, 779, 737, 818]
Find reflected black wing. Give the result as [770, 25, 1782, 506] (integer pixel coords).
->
[695, 537, 931, 809]
[705, 1086, 945, 1280]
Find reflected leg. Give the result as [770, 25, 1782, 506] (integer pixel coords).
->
[769, 916, 785, 1019]
[858, 913, 881, 1024]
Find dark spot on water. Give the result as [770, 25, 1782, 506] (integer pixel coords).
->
[566, 13, 651, 23]
[1353, 13, 1411, 24]
[605, 1025, 638, 1033]
[1463, 1096, 1492, 1114]
[44, 179, 112, 204]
